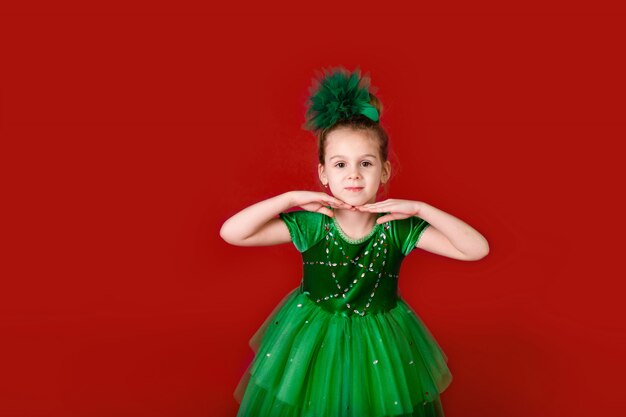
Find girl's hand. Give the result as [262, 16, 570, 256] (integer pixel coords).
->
[356, 199, 423, 223]
[289, 191, 353, 217]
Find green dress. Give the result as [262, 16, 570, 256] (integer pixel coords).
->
[234, 210, 452, 417]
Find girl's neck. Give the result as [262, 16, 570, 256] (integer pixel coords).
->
[332, 209, 378, 237]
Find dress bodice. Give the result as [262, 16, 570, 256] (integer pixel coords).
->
[279, 210, 430, 317]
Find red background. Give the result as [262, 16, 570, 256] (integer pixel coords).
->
[1, 2, 625, 416]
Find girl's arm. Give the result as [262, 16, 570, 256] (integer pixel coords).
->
[219, 192, 295, 247]
[220, 191, 351, 247]
[414, 201, 489, 261]
[358, 199, 489, 261]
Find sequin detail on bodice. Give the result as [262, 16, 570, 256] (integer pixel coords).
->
[299, 214, 405, 317]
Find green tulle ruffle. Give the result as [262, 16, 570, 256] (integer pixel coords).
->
[234, 287, 452, 417]
[303, 66, 380, 132]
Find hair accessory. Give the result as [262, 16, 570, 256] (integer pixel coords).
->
[303, 66, 379, 132]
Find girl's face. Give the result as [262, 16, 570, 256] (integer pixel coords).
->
[318, 127, 391, 207]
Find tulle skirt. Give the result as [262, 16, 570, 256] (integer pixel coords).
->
[234, 287, 452, 417]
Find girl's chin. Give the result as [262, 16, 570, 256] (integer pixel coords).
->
[329, 190, 374, 205]
[336, 203, 368, 211]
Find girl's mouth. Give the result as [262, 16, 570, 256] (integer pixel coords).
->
[345, 187, 364, 192]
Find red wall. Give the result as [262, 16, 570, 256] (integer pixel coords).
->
[1, 2, 624, 416]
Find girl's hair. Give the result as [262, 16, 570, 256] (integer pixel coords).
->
[316, 93, 388, 166]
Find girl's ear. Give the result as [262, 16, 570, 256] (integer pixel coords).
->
[318, 163, 326, 183]
[382, 160, 391, 183]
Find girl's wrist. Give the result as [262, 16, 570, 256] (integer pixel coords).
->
[413, 201, 425, 216]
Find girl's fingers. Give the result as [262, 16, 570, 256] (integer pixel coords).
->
[358, 205, 383, 211]
[319, 207, 334, 217]
[365, 201, 391, 207]
[380, 213, 413, 223]
[328, 199, 350, 207]
[316, 192, 349, 208]
[376, 215, 394, 224]
[376, 213, 401, 223]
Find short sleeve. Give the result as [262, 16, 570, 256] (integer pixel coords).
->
[278, 210, 327, 253]
[390, 215, 431, 256]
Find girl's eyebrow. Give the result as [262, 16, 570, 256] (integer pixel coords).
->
[330, 154, 378, 160]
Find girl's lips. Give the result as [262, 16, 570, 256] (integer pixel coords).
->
[345, 187, 364, 192]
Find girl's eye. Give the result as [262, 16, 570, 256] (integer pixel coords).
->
[334, 161, 372, 168]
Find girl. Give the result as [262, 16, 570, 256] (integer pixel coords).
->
[220, 66, 489, 417]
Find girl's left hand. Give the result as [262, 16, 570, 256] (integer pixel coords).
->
[356, 199, 423, 224]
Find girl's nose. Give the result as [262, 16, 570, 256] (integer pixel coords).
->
[348, 170, 361, 179]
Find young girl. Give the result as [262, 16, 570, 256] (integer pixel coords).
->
[220, 66, 489, 417]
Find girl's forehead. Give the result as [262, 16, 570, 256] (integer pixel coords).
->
[326, 129, 378, 151]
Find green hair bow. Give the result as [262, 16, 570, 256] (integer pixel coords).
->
[303, 66, 379, 132]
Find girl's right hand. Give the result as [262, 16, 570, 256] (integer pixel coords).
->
[288, 191, 353, 217]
